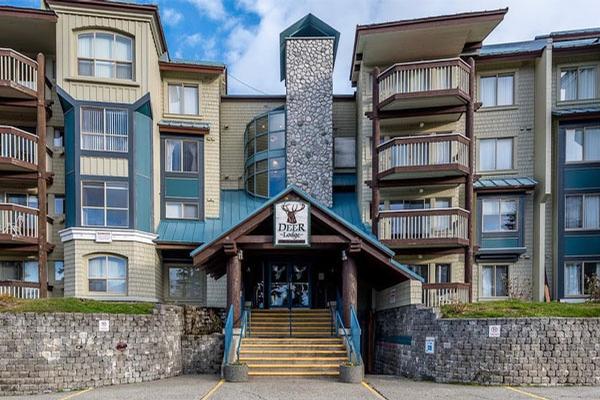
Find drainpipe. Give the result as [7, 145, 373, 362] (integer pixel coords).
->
[371, 67, 381, 236]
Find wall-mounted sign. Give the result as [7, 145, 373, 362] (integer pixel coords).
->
[489, 325, 501, 338]
[274, 200, 310, 247]
[95, 231, 112, 243]
[99, 320, 110, 332]
[425, 337, 435, 354]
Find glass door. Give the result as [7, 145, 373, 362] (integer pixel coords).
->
[269, 263, 289, 308]
[291, 264, 310, 308]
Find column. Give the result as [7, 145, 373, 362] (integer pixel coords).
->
[371, 67, 381, 235]
[36, 53, 47, 298]
[464, 57, 475, 301]
[226, 251, 242, 327]
[342, 253, 358, 327]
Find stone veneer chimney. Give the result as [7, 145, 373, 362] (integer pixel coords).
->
[283, 15, 338, 207]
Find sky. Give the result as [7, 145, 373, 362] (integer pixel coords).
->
[3, 0, 600, 94]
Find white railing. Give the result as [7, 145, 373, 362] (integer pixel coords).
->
[378, 208, 469, 242]
[0, 283, 40, 299]
[0, 126, 38, 166]
[378, 58, 470, 104]
[378, 133, 469, 174]
[0, 48, 37, 92]
[422, 283, 470, 308]
[0, 203, 38, 240]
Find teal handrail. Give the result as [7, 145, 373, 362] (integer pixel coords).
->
[334, 308, 362, 365]
[235, 308, 250, 360]
[350, 306, 361, 357]
[223, 305, 234, 365]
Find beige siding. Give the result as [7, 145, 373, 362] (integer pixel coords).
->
[80, 156, 128, 177]
[375, 280, 422, 311]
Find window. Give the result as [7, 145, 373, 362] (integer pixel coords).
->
[334, 137, 356, 168]
[436, 264, 450, 283]
[0, 261, 38, 282]
[168, 266, 203, 299]
[560, 66, 597, 101]
[565, 194, 600, 230]
[168, 84, 199, 115]
[479, 138, 513, 171]
[481, 265, 508, 297]
[82, 181, 128, 227]
[480, 74, 514, 107]
[565, 127, 600, 162]
[408, 264, 429, 282]
[53, 128, 64, 148]
[565, 262, 600, 296]
[5, 193, 38, 208]
[54, 260, 64, 282]
[165, 202, 199, 220]
[88, 255, 127, 294]
[78, 32, 133, 80]
[165, 139, 199, 172]
[482, 198, 518, 232]
[54, 195, 65, 215]
[81, 107, 128, 152]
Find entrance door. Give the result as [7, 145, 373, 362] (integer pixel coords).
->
[268, 262, 311, 308]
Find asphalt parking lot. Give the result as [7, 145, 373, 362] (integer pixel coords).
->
[2, 374, 599, 400]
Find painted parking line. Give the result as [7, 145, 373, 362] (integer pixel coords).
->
[505, 386, 550, 400]
[361, 381, 389, 400]
[199, 379, 224, 400]
[58, 388, 93, 400]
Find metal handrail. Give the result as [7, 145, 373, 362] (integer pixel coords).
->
[223, 305, 234, 365]
[235, 308, 250, 360]
[335, 310, 361, 365]
[350, 306, 362, 358]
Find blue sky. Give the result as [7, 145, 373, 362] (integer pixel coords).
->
[2, 0, 600, 94]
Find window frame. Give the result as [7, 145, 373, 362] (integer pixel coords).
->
[564, 126, 600, 164]
[80, 106, 129, 153]
[564, 193, 600, 231]
[435, 264, 451, 283]
[479, 72, 515, 108]
[54, 260, 64, 282]
[164, 138, 200, 173]
[481, 197, 519, 233]
[81, 181, 129, 228]
[558, 65, 598, 102]
[167, 83, 200, 116]
[167, 265, 204, 300]
[54, 195, 65, 216]
[77, 31, 134, 81]
[87, 255, 128, 295]
[478, 137, 514, 172]
[334, 136, 357, 169]
[480, 264, 509, 298]
[164, 201, 200, 220]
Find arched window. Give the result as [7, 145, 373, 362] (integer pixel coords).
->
[88, 255, 127, 294]
[77, 32, 134, 80]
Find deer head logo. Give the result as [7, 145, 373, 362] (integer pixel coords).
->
[281, 202, 306, 224]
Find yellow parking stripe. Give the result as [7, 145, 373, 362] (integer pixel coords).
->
[59, 388, 93, 400]
[200, 379, 224, 400]
[505, 386, 549, 400]
[361, 381, 388, 400]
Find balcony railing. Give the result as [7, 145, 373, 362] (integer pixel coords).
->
[378, 208, 469, 246]
[422, 283, 470, 308]
[378, 133, 469, 179]
[377, 58, 470, 108]
[0, 126, 38, 169]
[0, 203, 38, 241]
[0, 48, 37, 96]
[0, 281, 40, 299]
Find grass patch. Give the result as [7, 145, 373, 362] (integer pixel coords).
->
[0, 295, 155, 315]
[441, 299, 600, 318]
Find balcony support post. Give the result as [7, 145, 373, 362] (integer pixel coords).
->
[342, 251, 358, 327]
[464, 57, 475, 302]
[371, 67, 381, 235]
[36, 53, 47, 298]
[226, 244, 242, 328]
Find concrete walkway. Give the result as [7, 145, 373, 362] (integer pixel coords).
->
[2, 374, 598, 400]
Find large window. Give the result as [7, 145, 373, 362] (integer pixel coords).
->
[565, 127, 600, 163]
[435, 264, 451, 283]
[168, 266, 203, 299]
[82, 181, 129, 227]
[78, 32, 133, 80]
[480, 74, 514, 107]
[5, 193, 38, 208]
[565, 194, 600, 230]
[560, 66, 597, 101]
[88, 255, 127, 294]
[482, 198, 518, 232]
[0, 261, 38, 282]
[481, 264, 508, 297]
[81, 107, 128, 152]
[334, 137, 356, 168]
[165, 202, 199, 220]
[565, 262, 600, 296]
[168, 84, 199, 115]
[165, 139, 199, 172]
[479, 138, 513, 171]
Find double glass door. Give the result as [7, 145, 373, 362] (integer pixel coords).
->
[269, 262, 310, 308]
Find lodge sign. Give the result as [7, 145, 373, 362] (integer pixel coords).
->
[274, 200, 310, 246]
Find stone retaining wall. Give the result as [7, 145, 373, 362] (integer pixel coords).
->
[374, 305, 600, 385]
[181, 334, 224, 374]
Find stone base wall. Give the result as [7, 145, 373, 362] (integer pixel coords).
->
[374, 305, 600, 385]
[181, 334, 224, 374]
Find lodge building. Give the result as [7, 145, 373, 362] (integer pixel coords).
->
[0, 0, 599, 376]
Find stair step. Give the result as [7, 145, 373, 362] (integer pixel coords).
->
[248, 371, 339, 376]
[242, 338, 342, 343]
[240, 350, 347, 355]
[241, 345, 345, 351]
[247, 364, 341, 369]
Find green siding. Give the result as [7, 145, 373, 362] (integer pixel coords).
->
[134, 110, 153, 232]
[565, 235, 600, 256]
[564, 168, 600, 190]
[63, 109, 76, 228]
[481, 237, 519, 248]
[165, 178, 200, 198]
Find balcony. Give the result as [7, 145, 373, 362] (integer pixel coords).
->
[0, 281, 40, 299]
[0, 126, 38, 172]
[0, 48, 38, 99]
[377, 58, 470, 112]
[422, 283, 470, 308]
[378, 208, 469, 248]
[0, 203, 40, 245]
[377, 133, 470, 181]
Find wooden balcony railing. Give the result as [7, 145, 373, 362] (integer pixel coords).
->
[378, 133, 469, 178]
[0, 280, 40, 299]
[378, 58, 470, 106]
[0, 126, 38, 169]
[0, 48, 38, 96]
[422, 283, 470, 308]
[378, 208, 469, 246]
[0, 203, 38, 241]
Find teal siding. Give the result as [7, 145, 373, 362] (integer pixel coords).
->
[63, 109, 76, 228]
[165, 178, 200, 198]
[481, 237, 520, 248]
[133, 109, 153, 232]
[565, 235, 600, 256]
[564, 168, 600, 190]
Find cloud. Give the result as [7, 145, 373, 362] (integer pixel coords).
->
[175, 33, 219, 61]
[162, 8, 183, 27]
[185, 0, 227, 21]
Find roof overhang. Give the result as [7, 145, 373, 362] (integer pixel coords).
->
[0, 6, 57, 56]
[159, 61, 225, 75]
[158, 120, 210, 136]
[474, 177, 537, 193]
[350, 8, 508, 84]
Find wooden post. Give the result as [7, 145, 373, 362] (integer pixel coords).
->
[371, 67, 381, 236]
[464, 57, 475, 301]
[226, 248, 242, 327]
[36, 53, 47, 298]
[342, 252, 357, 327]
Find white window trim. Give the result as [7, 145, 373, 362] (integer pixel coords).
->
[480, 264, 510, 299]
[164, 139, 199, 173]
[479, 72, 516, 108]
[478, 137, 515, 172]
[167, 83, 200, 116]
[87, 255, 128, 295]
[80, 106, 129, 153]
[564, 260, 600, 298]
[481, 197, 519, 233]
[81, 181, 129, 228]
[558, 64, 599, 103]
[564, 126, 600, 164]
[434, 263, 451, 284]
[165, 201, 199, 220]
[564, 193, 600, 231]
[77, 31, 134, 81]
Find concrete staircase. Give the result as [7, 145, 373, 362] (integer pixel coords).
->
[239, 309, 348, 377]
